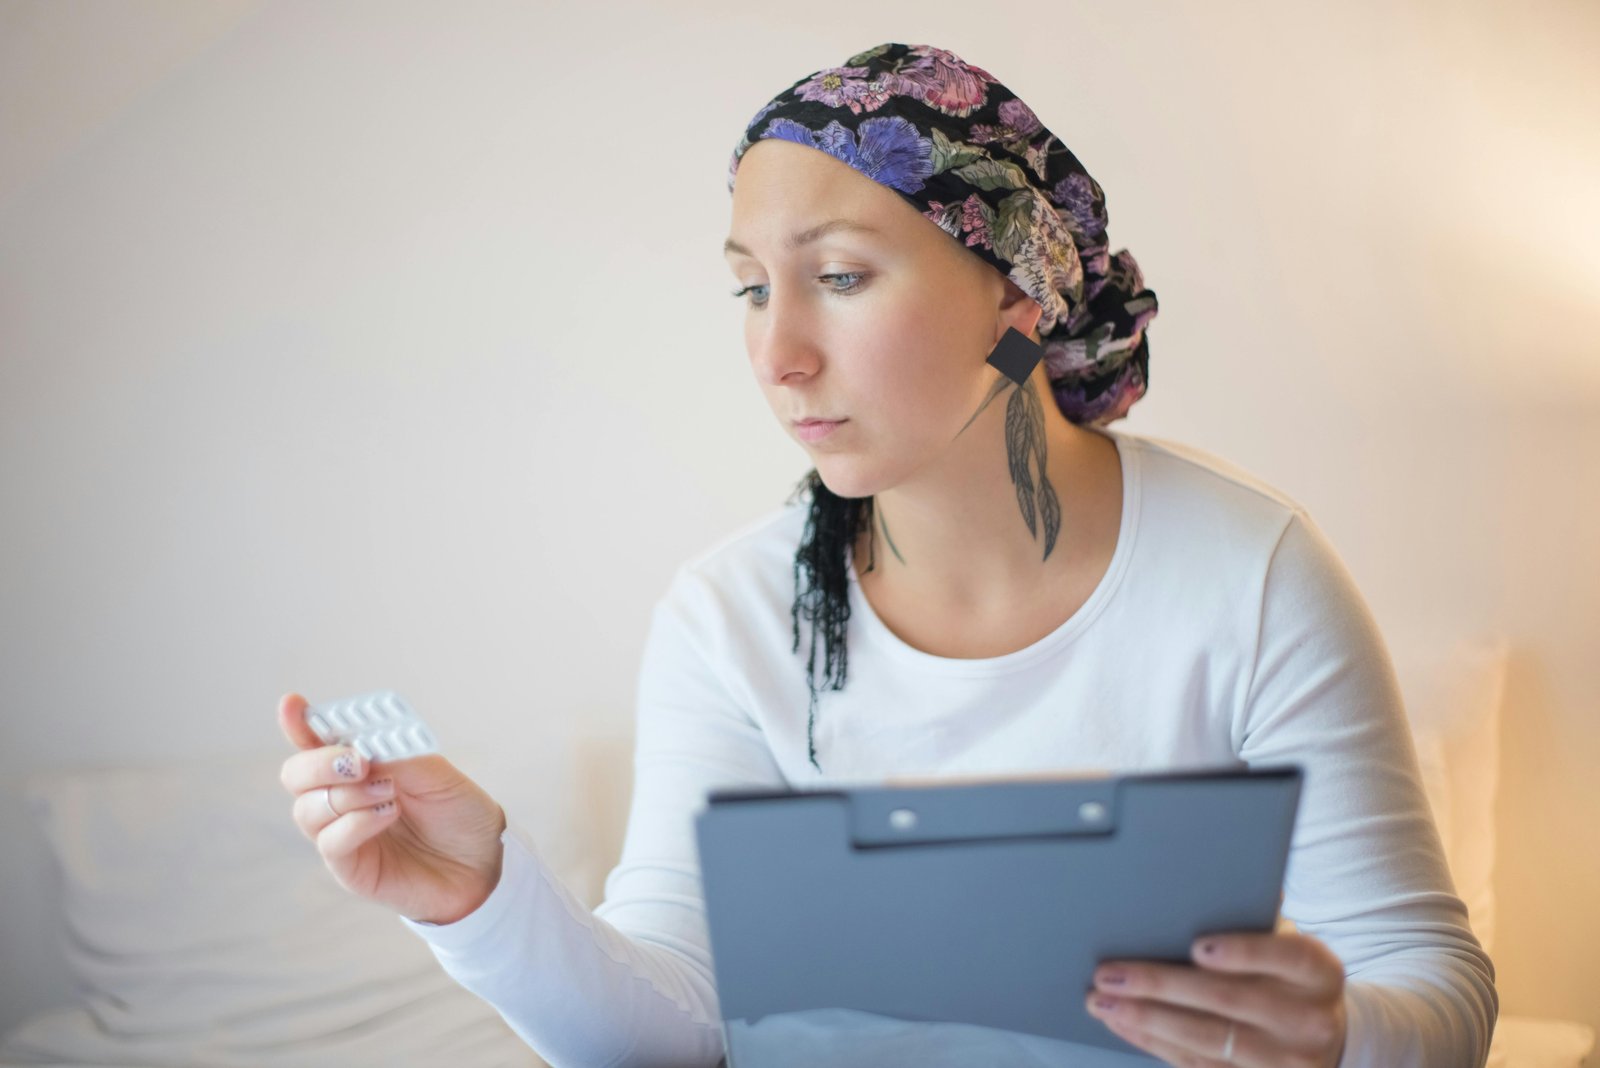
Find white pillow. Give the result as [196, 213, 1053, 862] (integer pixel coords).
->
[1387, 634, 1507, 957]
[459, 729, 635, 911]
[1487, 1014, 1599, 1068]
[1, 745, 605, 1067]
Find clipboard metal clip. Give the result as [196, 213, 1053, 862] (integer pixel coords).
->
[847, 780, 1119, 849]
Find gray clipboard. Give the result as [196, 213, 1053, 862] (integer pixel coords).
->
[693, 764, 1303, 1067]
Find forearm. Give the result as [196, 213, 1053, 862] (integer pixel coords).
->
[401, 820, 726, 1068]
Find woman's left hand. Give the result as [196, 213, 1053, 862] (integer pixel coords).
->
[1085, 930, 1348, 1067]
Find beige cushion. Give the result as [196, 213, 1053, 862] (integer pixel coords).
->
[1487, 1014, 1599, 1068]
[0, 734, 636, 1067]
[1388, 634, 1507, 956]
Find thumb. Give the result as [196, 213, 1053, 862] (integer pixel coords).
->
[277, 692, 324, 751]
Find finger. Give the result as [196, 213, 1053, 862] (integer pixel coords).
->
[1089, 994, 1246, 1068]
[279, 744, 367, 796]
[1099, 1011, 1236, 1068]
[316, 796, 401, 862]
[278, 693, 323, 751]
[1191, 932, 1345, 997]
[291, 777, 396, 839]
[1092, 961, 1289, 1036]
[1093, 953, 1345, 1058]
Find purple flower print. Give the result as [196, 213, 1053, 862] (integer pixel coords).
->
[895, 44, 995, 117]
[762, 116, 820, 149]
[1051, 172, 1108, 240]
[1078, 242, 1113, 303]
[794, 65, 898, 115]
[855, 117, 935, 192]
[926, 193, 991, 249]
[998, 99, 1043, 137]
[758, 116, 934, 194]
[1050, 334, 1147, 425]
[960, 194, 994, 251]
[968, 97, 1044, 155]
[815, 120, 857, 160]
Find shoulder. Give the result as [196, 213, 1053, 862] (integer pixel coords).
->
[652, 499, 807, 636]
[1112, 428, 1309, 561]
[1116, 429, 1306, 515]
[1113, 431, 1370, 632]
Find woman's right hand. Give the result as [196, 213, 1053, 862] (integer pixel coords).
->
[276, 692, 507, 925]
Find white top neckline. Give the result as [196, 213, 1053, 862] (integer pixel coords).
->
[844, 426, 1142, 677]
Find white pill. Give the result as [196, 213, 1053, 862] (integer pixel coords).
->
[305, 690, 440, 762]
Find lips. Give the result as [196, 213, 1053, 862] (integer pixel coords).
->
[794, 418, 846, 443]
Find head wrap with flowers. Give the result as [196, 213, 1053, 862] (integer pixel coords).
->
[727, 42, 1159, 426]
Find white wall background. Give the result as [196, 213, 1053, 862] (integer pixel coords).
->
[2, 0, 1596, 1039]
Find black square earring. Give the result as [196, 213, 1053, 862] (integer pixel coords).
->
[986, 326, 1045, 387]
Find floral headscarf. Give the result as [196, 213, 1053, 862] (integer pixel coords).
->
[727, 42, 1160, 426]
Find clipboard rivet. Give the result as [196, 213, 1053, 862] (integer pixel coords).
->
[888, 807, 918, 831]
[1078, 801, 1108, 823]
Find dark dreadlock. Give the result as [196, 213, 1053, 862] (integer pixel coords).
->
[786, 468, 876, 773]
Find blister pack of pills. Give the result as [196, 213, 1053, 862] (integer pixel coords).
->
[306, 689, 440, 762]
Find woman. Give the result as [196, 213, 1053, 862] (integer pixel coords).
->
[277, 42, 1495, 1067]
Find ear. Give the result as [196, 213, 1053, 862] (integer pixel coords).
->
[997, 277, 1045, 344]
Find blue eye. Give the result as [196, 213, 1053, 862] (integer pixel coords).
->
[826, 272, 867, 294]
[731, 273, 867, 308]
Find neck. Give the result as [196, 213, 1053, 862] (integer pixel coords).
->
[853, 380, 1120, 618]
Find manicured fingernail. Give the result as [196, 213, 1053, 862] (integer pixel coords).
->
[1199, 940, 1219, 956]
[333, 751, 362, 778]
[1097, 968, 1126, 987]
[365, 777, 394, 797]
[373, 799, 395, 814]
[1089, 994, 1118, 1012]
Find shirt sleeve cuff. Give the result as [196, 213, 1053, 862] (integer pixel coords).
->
[396, 817, 542, 955]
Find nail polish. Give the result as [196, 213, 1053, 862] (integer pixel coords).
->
[332, 751, 362, 779]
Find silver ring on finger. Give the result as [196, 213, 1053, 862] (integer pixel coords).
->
[1221, 1020, 1236, 1061]
[322, 785, 341, 819]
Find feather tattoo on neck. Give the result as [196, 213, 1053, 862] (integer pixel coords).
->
[878, 505, 906, 565]
[1005, 377, 1061, 561]
[981, 326, 1061, 561]
[872, 329, 1060, 571]
[953, 366, 1063, 562]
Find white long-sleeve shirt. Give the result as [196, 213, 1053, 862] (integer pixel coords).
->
[401, 425, 1497, 1068]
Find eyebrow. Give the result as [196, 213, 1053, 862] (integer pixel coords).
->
[722, 218, 882, 258]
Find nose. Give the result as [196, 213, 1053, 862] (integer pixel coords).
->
[747, 291, 822, 386]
